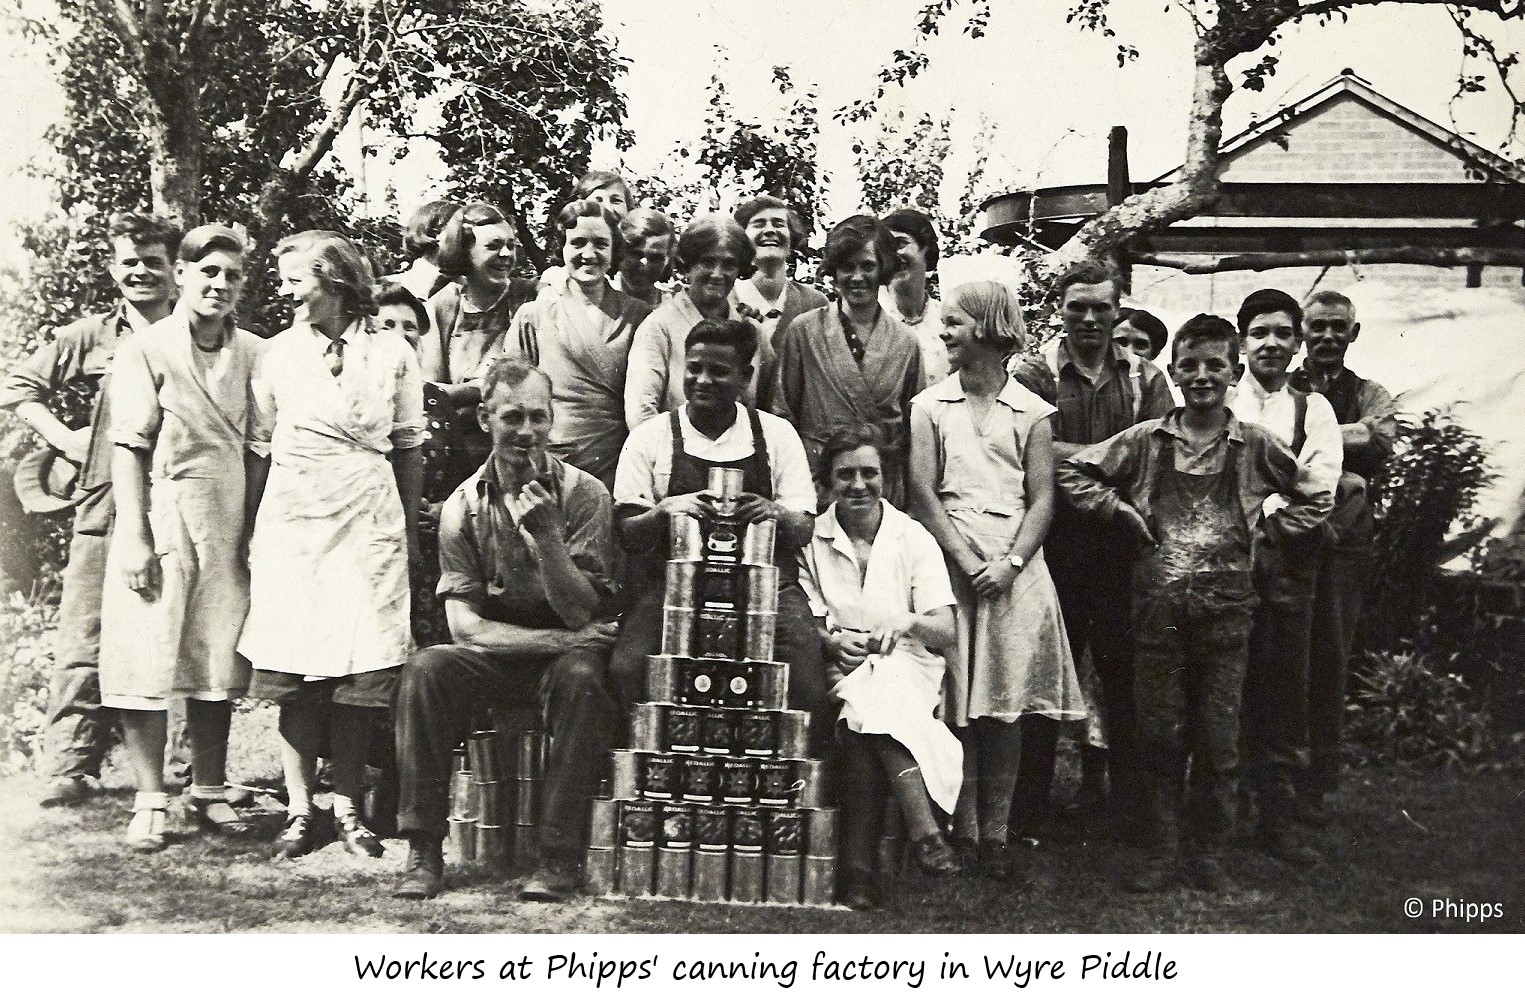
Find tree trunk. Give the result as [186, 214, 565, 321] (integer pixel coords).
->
[1048, 38, 1235, 273]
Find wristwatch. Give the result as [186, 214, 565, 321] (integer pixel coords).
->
[1007, 553, 1026, 572]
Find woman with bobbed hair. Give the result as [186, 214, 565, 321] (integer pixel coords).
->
[99, 224, 266, 851]
[625, 213, 772, 429]
[800, 423, 963, 910]
[424, 201, 537, 398]
[507, 199, 652, 488]
[242, 229, 426, 862]
[614, 207, 676, 307]
[385, 200, 461, 302]
[908, 280, 1083, 881]
[773, 215, 922, 505]
[880, 208, 948, 387]
[733, 194, 828, 344]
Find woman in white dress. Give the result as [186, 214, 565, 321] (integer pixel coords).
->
[908, 281, 1084, 881]
[99, 225, 266, 851]
[800, 425, 963, 910]
[242, 231, 425, 860]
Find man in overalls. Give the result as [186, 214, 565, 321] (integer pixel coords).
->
[609, 317, 827, 752]
[1287, 289, 1397, 822]
[0, 212, 180, 806]
[1059, 316, 1324, 892]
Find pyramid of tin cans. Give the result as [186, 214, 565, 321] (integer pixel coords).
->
[587, 467, 838, 906]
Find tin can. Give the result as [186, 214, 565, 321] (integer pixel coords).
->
[709, 466, 745, 505]
[682, 756, 720, 802]
[670, 512, 704, 562]
[588, 798, 618, 848]
[619, 843, 655, 896]
[806, 807, 839, 857]
[695, 609, 741, 661]
[467, 732, 498, 780]
[682, 658, 719, 705]
[732, 807, 765, 852]
[475, 781, 501, 824]
[655, 845, 693, 898]
[756, 661, 788, 710]
[512, 824, 540, 870]
[766, 808, 805, 856]
[661, 607, 695, 657]
[453, 746, 470, 774]
[629, 702, 665, 752]
[736, 710, 776, 756]
[695, 804, 729, 849]
[795, 758, 828, 808]
[666, 707, 701, 752]
[646, 655, 680, 703]
[741, 519, 776, 566]
[447, 817, 475, 863]
[728, 850, 764, 903]
[700, 709, 733, 755]
[610, 749, 640, 799]
[641, 753, 678, 800]
[513, 778, 539, 825]
[691, 848, 728, 902]
[661, 803, 694, 848]
[776, 711, 808, 758]
[745, 566, 779, 612]
[449, 770, 478, 821]
[757, 759, 793, 805]
[802, 855, 836, 906]
[512, 731, 548, 779]
[585, 846, 617, 896]
[722, 759, 757, 804]
[743, 613, 777, 661]
[664, 561, 698, 608]
[765, 853, 803, 905]
[619, 800, 659, 846]
[475, 824, 507, 866]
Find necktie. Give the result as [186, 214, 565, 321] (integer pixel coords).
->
[325, 336, 344, 377]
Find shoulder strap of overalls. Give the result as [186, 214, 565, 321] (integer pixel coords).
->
[1289, 386, 1308, 456]
[746, 406, 774, 495]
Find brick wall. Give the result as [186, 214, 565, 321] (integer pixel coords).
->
[1222, 95, 1477, 184]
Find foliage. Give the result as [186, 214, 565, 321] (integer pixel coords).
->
[1344, 648, 1503, 770]
[1364, 410, 1496, 650]
[0, 595, 57, 773]
[854, 111, 951, 223]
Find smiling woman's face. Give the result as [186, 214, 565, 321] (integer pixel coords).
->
[828, 444, 883, 512]
[468, 221, 519, 286]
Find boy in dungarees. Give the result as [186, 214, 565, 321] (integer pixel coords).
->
[1058, 315, 1325, 893]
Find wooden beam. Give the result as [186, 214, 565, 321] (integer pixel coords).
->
[1134, 247, 1525, 274]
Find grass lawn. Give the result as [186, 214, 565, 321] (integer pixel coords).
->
[3, 706, 1519, 934]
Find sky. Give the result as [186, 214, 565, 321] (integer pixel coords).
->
[3, 0, 1523, 249]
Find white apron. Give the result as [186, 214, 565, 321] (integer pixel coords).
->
[239, 321, 425, 676]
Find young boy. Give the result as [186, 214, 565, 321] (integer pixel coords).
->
[1231, 290, 1339, 865]
[1057, 315, 1324, 892]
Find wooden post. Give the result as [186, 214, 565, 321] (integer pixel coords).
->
[1107, 126, 1133, 292]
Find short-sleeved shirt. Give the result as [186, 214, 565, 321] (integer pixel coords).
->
[437, 453, 615, 628]
[612, 402, 816, 514]
[799, 499, 955, 631]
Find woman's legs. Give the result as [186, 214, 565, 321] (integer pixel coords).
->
[973, 716, 1022, 844]
[119, 708, 168, 794]
[185, 698, 232, 789]
[277, 700, 325, 819]
[328, 703, 376, 821]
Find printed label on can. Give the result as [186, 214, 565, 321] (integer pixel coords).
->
[620, 801, 659, 846]
[766, 809, 805, 856]
[661, 805, 694, 848]
[732, 807, 764, 852]
[757, 760, 794, 805]
[666, 707, 701, 751]
[695, 804, 729, 849]
[722, 759, 757, 804]
[683, 756, 720, 803]
[640, 753, 678, 800]
[737, 711, 777, 757]
[700, 710, 733, 754]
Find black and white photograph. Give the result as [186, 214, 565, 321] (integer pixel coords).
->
[0, 0, 1519, 977]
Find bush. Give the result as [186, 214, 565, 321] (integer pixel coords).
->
[1363, 410, 1494, 651]
[1344, 648, 1503, 770]
[0, 594, 57, 774]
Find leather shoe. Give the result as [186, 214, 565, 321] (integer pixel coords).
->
[40, 775, 98, 807]
[912, 835, 962, 876]
[336, 814, 385, 858]
[520, 856, 583, 902]
[394, 839, 445, 900]
[273, 811, 322, 860]
[839, 868, 881, 911]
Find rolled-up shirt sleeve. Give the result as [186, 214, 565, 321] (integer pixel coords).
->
[107, 338, 162, 452]
[0, 336, 68, 411]
[389, 341, 427, 450]
[1352, 379, 1398, 465]
[797, 541, 830, 621]
[436, 489, 487, 605]
[764, 416, 817, 514]
[908, 525, 957, 613]
[612, 421, 662, 510]
[1058, 426, 1148, 523]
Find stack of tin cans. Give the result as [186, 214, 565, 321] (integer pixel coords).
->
[447, 721, 551, 871]
[586, 475, 838, 905]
